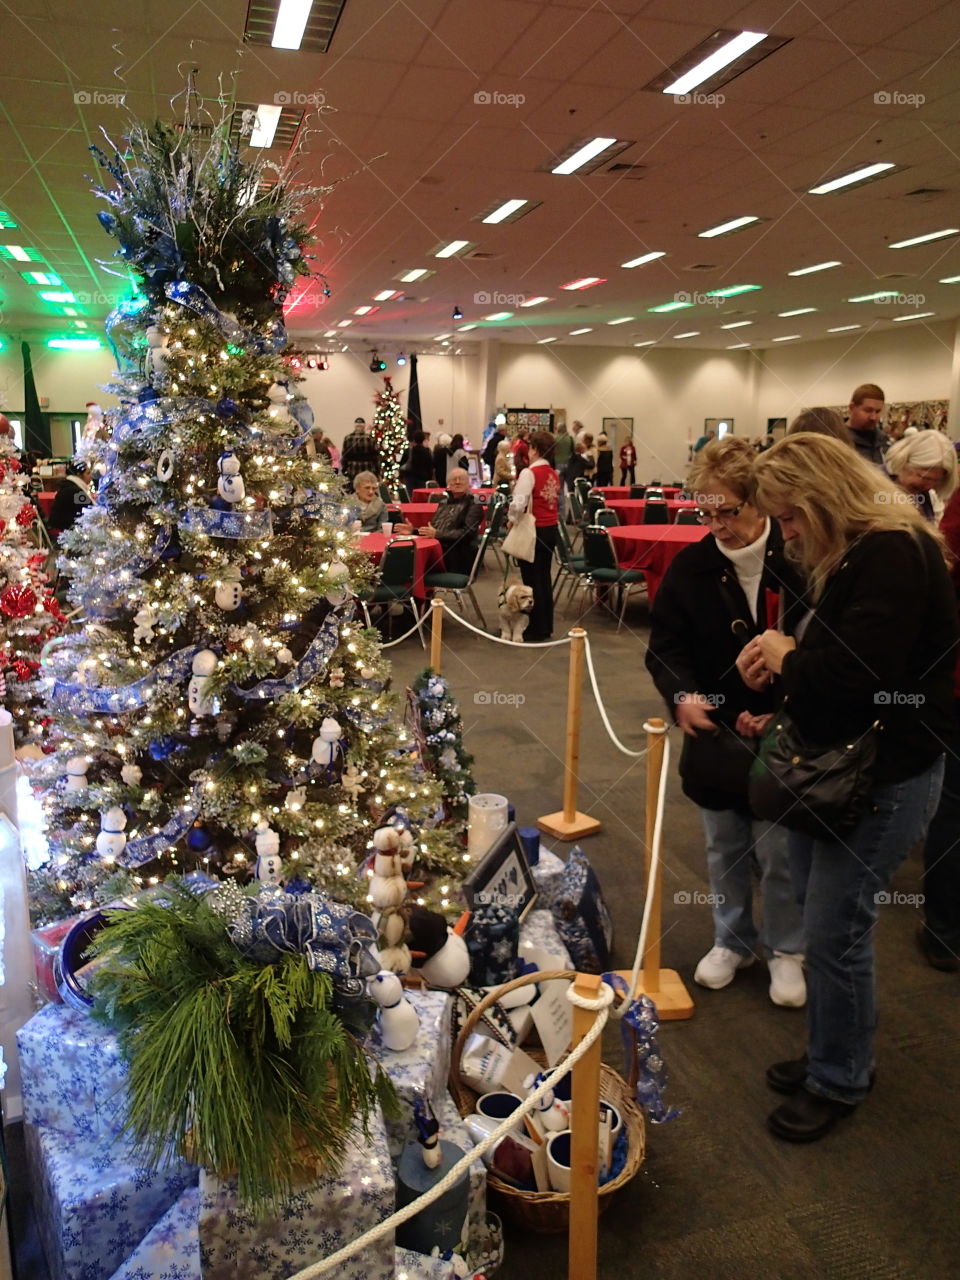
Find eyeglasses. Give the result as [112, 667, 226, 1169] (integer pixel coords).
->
[695, 503, 744, 523]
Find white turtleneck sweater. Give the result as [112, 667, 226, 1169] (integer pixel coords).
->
[714, 519, 771, 622]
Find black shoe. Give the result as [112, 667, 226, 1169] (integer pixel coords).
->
[916, 923, 960, 973]
[768, 1088, 857, 1142]
[766, 1055, 876, 1096]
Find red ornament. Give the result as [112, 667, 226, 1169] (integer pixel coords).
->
[7, 458, 20, 473]
[0, 414, 10, 436]
[16, 503, 36, 527]
[11, 659, 33, 681]
[0, 584, 38, 618]
[0, 520, 6, 537]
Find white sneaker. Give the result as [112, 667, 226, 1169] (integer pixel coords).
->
[694, 945, 755, 990]
[768, 952, 806, 1007]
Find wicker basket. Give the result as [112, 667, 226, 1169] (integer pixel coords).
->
[449, 970, 646, 1233]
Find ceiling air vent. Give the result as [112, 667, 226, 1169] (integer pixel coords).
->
[464, 250, 503, 260]
[877, 273, 909, 280]
[602, 163, 647, 179]
[903, 187, 948, 198]
[684, 263, 718, 271]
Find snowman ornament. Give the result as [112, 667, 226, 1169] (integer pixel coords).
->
[265, 382, 296, 432]
[133, 606, 159, 644]
[65, 756, 89, 792]
[215, 565, 243, 612]
[187, 649, 218, 717]
[366, 971, 419, 1052]
[217, 451, 245, 505]
[325, 560, 351, 607]
[96, 807, 128, 861]
[144, 326, 169, 382]
[255, 821, 282, 885]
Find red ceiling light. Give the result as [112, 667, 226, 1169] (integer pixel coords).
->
[560, 277, 607, 291]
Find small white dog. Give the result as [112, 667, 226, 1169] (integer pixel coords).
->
[498, 581, 535, 641]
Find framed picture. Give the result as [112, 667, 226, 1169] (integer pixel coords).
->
[461, 822, 538, 921]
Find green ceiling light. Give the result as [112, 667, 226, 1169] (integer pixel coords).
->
[0, 244, 41, 261]
[0, 212, 18, 229]
[22, 271, 63, 286]
[39, 290, 77, 303]
[648, 300, 693, 313]
[705, 284, 762, 298]
[47, 337, 102, 350]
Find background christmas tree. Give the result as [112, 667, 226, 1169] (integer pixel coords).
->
[371, 375, 407, 488]
[0, 414, 63, 746]
[29, 103, 465, 924]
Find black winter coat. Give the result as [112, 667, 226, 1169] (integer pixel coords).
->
[645, 523, 805, 810]
[780, 529, 956, 785]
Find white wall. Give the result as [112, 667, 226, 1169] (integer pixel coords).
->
[497, 345, 756, 480]
[754, 319, 959, 428]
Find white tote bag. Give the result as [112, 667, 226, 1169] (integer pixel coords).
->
[502, 512, 537, 562]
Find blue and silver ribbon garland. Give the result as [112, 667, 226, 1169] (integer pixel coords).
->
[165, 280, 287, 355]
[231, 606, 348, 701]
[182, 507, 274, 539]
[53, 645, 199, 714]
[603, 972, 680, 1124]
[121, 779, 208, 868]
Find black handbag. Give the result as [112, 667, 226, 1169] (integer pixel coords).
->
[748, 708, 880, 840]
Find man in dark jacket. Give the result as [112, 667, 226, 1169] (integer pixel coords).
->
[421, 468, 482, 575]
[847, 383, 888, 466]
[48, 462, 93, 532]
[341, 418, 380, 488]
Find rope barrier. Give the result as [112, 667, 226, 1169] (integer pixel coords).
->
[581, 634, 650, 759]
[440, 607, 571, 648]
[285, 980, 613, 1280]
[377, 614, 427, 648]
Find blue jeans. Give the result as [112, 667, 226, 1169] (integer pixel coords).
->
[700, 809, 805, 957]
[789, 758, 945, 1104]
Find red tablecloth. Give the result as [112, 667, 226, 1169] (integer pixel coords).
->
[609, 525, 707, 604]
[595, 486, 683, 500]
[359, 533, 443, 599]
[411, 487, 495, 503]
[605, 498, 698, 526]
[37, 492, 57, 519]
[396, 503, 486, 533]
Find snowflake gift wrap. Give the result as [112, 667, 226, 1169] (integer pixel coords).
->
[367, 988, 454, 1156]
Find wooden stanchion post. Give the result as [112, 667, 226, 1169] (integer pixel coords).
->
[538, 628, 601, 840]
[619, 718, 694, 1020]
[429, 599, 444, 674]
[569, 972, 602, 1280]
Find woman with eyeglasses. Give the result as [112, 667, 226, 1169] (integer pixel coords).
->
[884, 429, 957, 522]
[646, 437, 807, 1008]
[740, 433, 956, 1141]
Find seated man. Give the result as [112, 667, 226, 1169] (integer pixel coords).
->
[420, 468, 482, 575]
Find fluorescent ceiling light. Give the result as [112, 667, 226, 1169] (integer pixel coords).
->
[808, 162, 895, 195]
[399, 269, 429, 282]
[434, 240, 471, 258]
[519, 296, 550, 307]
[720, 320, 753, 329]
[848, 291, 899, 302]
[482, 199, 529, 224]
[336, 319, 352, 327]
[457, 324, 477, 331]
[939, 274, 960, 284]
[249, 104, 282, 148]
[537, 337, 558, 344]
[648, 300, 693, 313]
[706, 284, 762, 298]
[39, 291, 76, 303]
[0, 244, 32, 261]
[74, 321, 88, 328]
[622, 251, 665, 268]
[772, 334, 800, 342]
[560, 277, 606, 291]
[828, 325, 862, 332]
[483, 312, 513, 321]
[892, 312, 936, 321]
[569, 328, 593, 335]
[778, 308, 817, 317]
[22, 271, 62, 285]
[634, 340, 656, 347]
[47, 337, 101, 350]
[0, 211, 16, 228]
[353, 305, 379, 316]
[272, 0, 313, 49]
[607, 316, 635, 326]
[727, 342, 751, 349]
[664, 30, 767, 95]
[434, 334, 451, 340]
[323, 329, 337, 337]
[374, 290, 400, 301]
[698, 216, 760, 239]
[889, 228, 959, 249]
[552, 137, 618, 175]
[62, 308, 78, 316]
[788, 260, 841, 276]
[674, 331, 700, 339]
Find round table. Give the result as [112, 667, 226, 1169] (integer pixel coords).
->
[605, 499, 698, 526]
[358, 532, 444, 599]
[609, 524, 707, 604]
[411, 487, 495, 503]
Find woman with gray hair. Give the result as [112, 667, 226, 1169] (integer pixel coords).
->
[352, 471, 386, 532]
[885, 429, 958, 521]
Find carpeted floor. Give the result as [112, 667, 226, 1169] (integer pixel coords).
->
[9, 554, 960, 1280]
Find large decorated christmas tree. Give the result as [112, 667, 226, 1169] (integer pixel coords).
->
[29, 104, 465, 924]
[372, 375, 407, 488]
[0, 415, 63, 745]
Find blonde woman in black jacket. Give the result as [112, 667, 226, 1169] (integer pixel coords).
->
[742, 434, 957, 1142]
